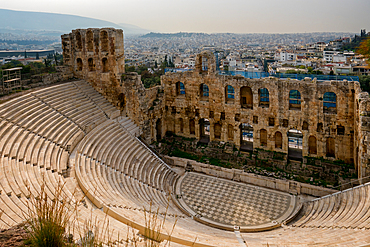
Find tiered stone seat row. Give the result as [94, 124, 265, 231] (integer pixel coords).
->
[241, 225, 370, 247]
[75, 120, 179, 212]
[117, 117, 141, 137]
[0, 82, 130, 241]
[72, 81, 121, 119]
[74, 119, 244, 246]
[291, 182, 370, 229]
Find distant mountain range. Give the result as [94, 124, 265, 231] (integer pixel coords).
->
[0, 9, 149, 36]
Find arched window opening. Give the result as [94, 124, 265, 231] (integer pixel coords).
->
[308, 136, 317, 155]
[302, 121, 309, 130]
[259, 88, 269, 107]
[275, 131, 282, 149]
[176, 82, 185, 96]
[76, 58, 83, 71]
[200, 83, 209, 99]
[88, 58, 95, 71]
[317, 123, 323, 133]
[240, 86, 253, 109]
[101, 30, 109, 52]
[75, 31, 82, 50]
[189, 119, 195, 135]
[323, 92, 337, 114]
[202, 57, 208, 71]
[288, 129, 303, 160]
[102, 58, 109, 72]
[289, 90, 301, 110]
[225, 85, 235, 103]
[214, 123, 222, 139]
[228, 124, 234, 141]
[199, 118, 210, 143]
[240, 123, 253, 152]
[337, 125, 345, 135]
[326, 137, 335, 158]
[86, 30, 94, 52]
[260, 129, 267, 146]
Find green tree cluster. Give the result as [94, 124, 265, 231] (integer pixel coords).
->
[125, 64, 164, 88]
[359, 75, 370, 93]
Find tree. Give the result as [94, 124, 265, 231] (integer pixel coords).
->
[357, 36, 370, 65]
[359, 75, 370, 93]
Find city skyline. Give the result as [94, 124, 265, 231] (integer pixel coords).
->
[1, 0, 369, 34]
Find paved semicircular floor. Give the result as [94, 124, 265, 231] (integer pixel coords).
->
[178, 172, 295, 229]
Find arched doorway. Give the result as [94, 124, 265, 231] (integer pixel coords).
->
[240, 123, 253, 152]
[288, 129, 303, 160]
[156, 119, 162, 141]
[199, 118, 210, 144]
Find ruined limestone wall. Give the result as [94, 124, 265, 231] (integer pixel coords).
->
[160, 52, 360, 174]
[356, 90, 370, 178]
[122, 73, 165, 142]
[61, 28, 164, 142]
[61, 28, 125, 108]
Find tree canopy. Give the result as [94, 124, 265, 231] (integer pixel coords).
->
[357, 36, 370, 65]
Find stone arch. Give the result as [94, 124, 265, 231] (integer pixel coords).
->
[228, 124, 234, 141]
[117, 93, 125, 109]
[258, 88, 269, 107]
[102, 57, 109, 72]
[214, 122, 222, 139]
[76, 58, 83, 71]
[199, 118, 210, 143]
[75, 31, 82, 50]
[176, 82, 185, 95]
[101, 30, 109, 52]
[260, 129, 267, 146]
[88, 58, 95, 71]
[156, 119, 162, 141]
[179, 118, 184, 133]
[308, 135, 317, 154]
[195, 51, 216, 73]
[289, 90, 301, 110]
[240, 123, 253, 151]
[200, 83, 209, 99]
[225, 85, 235, 103]
[275, 131, 282, 149]
[202, 57, 208, 71]
[288, 129, 303, 160]
[240, 86, 253, 109]
[189, 119, 195, 135]
[317, 123, 323, 133]
[86, 30, 94, 52]
[326, 137, 335, 158]
[323, 92, 337, 114]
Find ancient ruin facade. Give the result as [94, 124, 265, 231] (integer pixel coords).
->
[62, 28, 164, 142]
[61, 31, 370, 179]
[161, 51, 370, 178]
[62, 28, 125, 108]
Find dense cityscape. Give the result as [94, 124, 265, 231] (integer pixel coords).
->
[1, 30, 369, 79]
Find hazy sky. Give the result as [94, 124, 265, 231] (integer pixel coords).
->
[2, 0, 370, 33]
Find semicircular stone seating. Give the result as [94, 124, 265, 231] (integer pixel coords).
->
[1, 80, 370, 247]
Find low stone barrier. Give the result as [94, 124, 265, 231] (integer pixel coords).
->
[164, 155, 336, 197]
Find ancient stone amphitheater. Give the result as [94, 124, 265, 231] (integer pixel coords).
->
[1, 28, 370, 246]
